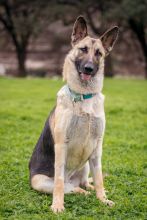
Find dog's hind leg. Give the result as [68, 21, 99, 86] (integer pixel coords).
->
[31, 173, 92, 195]
[31, 174, 54, 194]
[80, 162, 95, 191]
[31, 174, 76, 194]
[69, 162, 94, 192]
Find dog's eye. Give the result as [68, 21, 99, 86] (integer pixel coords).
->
[95, 49, 102, 57]
[80, 47, 88, 53]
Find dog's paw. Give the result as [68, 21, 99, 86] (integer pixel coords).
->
[73, 187, 90, 195]
[81, 181, 95, 191]
[104, 199, 115, 207]
[85, 183, 95, 191]
[97, 194, 115, 207]
[51, 203, 65, 213]
[96, 190, 114, 207]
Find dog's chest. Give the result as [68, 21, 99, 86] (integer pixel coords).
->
[66, 114, 103, 171]
[57, 87, 105, 173]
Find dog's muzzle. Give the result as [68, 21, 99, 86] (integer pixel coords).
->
[75, 60, 98, 81]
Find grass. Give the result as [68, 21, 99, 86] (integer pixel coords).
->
[0, 77, 146, 220]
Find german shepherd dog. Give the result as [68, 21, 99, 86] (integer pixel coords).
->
[29, 16, 119, 213]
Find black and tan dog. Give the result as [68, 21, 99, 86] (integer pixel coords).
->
[29, 16, 119, 213]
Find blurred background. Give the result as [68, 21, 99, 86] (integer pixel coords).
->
[0, 0, 146, 78]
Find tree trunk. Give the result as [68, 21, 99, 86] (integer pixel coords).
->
[142, 50, 147, 79]
[105, 55, 114, 77]
[145, 57, 147, 79]
[129, 19, 147, 78]
[16, 46, 27, 77]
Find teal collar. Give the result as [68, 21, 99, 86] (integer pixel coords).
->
[68, 87, 97, 102]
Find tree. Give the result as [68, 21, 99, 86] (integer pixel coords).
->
[0, 0, 54, 77]
[104, 0, 147, 78]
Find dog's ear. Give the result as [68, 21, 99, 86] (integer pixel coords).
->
[100, 26, 119, 56]
[71, 16, 88, 46]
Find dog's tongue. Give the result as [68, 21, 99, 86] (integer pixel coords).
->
[81, 73, 91, 81]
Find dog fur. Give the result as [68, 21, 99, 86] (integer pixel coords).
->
[29, 16, 119, 213]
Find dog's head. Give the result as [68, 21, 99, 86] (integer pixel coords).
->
[63, 16, 119, 93]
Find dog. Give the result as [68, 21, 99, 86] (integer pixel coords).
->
[29, 16, 119, 213]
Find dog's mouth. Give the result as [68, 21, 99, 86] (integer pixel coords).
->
[79, 72, 92, 81]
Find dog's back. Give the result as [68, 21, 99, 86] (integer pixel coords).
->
[29, 112, 55, 179]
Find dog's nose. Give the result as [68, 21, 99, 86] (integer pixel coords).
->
[84, 62, 94, 74]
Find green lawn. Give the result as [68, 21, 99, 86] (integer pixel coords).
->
[0, 77, 146, 220]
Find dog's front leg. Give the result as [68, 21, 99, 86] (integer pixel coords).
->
[89, 138, 114, 207]
[51, 141, 66, 213]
